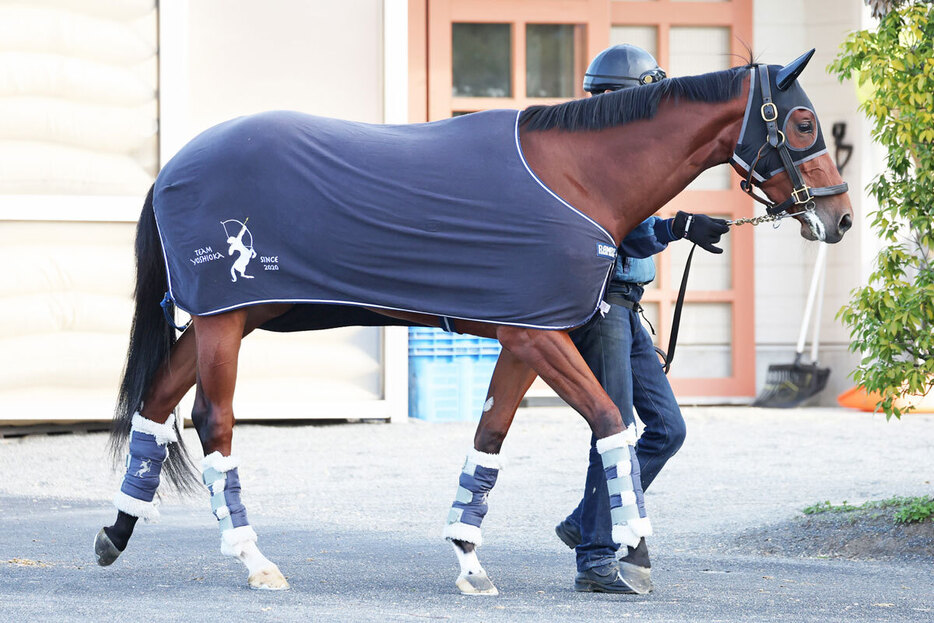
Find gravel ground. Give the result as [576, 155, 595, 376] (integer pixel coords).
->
[732, 508, 934, 562]
[1, 406, 932, 622]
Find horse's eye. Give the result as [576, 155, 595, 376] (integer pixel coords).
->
[797, 121, 813, 134]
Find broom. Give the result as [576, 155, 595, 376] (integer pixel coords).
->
[753, 243, 830, 408]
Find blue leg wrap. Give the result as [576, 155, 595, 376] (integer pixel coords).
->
[443, 451, 501, 546]
[597, 430, 652, 549]
[120, 430, 167, 502]
[203, 465, 250, 531]
[629, 445, 647, 518]
[113, 413, 178, 521]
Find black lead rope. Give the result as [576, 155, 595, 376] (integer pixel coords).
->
[658, 243, 696, 375]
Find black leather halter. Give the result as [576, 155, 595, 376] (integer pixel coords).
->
[733, 65, 848, 217]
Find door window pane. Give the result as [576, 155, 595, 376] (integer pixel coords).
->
[452, 23, 511, 97]
[526, 24, 579, 98]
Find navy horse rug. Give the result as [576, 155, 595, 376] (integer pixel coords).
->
[153, 109, 617, 330]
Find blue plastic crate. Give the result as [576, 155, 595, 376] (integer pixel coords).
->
[408, 328, 501, 422]
[408, 327, 501, 357]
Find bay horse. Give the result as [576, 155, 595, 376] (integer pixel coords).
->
[95, 51, 852, 593]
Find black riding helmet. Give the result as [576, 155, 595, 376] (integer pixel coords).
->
[583, 44, 667, 93]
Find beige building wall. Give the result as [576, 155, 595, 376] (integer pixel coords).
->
[0, 0, 882, 422]
[0, 222, 136, 423]
[184, 1, 384, 130]
[754, 0, 866, 404]
[0, 0, 405, 425]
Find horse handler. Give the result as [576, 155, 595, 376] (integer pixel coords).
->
[441, 44, 730, 595]
[555, 44, 730, 593]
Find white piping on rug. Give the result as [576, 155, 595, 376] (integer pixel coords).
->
[512, 111, 616, 245]
[168, 296, 593, 332]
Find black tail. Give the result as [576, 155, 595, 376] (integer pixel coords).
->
[109, 186, 200, 495]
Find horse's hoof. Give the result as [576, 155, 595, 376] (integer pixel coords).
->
[617, 561, 653, 595]
[455, 570, 498, 595]
[94, 528, 122, 567]
[248, 565, 290, 590]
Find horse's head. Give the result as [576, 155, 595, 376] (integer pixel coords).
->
[730, 50, 854, 243]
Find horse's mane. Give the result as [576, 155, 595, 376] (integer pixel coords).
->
[519, 65, 751, 132]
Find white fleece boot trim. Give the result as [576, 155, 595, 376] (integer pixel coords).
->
[627, 516, 653, 537]
[202, 451, 240, 473]
[220, 525, 258, 557]
[443, 522, 483, 547]
[466, 448, 503, 470]
[595, 427, 637, 453]
[113, 490, 160, 522]
[612, 524, 641, 549]
[130, 412, 178, 446]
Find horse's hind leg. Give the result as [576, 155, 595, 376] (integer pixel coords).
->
[191, 309, 289, 591]
[95, 405, 182, 564]
[97, 304, 294, 567]
[96, 328, 199, 566]
[444, 347, 537, 595]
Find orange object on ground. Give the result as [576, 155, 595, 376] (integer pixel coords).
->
[837, 385, 934, 413]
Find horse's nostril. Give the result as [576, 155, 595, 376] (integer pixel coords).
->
[839, 212, 852, 233]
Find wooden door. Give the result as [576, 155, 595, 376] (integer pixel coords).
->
[410, 0, 756, 399]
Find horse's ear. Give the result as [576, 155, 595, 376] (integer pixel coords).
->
[776, 49, 815, 90]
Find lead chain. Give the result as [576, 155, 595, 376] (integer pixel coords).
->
[727, 205, 816, 229]
[726, 212, 782, 227]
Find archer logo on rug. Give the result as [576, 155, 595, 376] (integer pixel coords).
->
[221, 218, 257, 283]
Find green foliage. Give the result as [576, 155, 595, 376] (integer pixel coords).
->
[803, 495, 934, 523]
[829, 2, 934, 419]
[893, 495, 934, 523]
[803, 500, 859, 514]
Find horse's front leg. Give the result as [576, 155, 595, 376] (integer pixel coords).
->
[190, 310, 289, 591]
[443, 347, 537, 595]
[494, 325, 651, 550]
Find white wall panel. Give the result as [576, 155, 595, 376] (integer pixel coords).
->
[0, 1, 407, 424]
[183, 0, 384, 139]
[753, 0, 864, 404]
[0, 221, 135, 422]
[0, 2, 157, 198]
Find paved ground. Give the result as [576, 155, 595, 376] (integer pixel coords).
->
[1, 406, 932, 622]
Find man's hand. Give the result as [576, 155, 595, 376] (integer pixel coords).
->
[672, 211, 730, 254]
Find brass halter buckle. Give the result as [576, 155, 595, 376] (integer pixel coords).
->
[791, 185, 812, 204]
[761, 102, 778, 122]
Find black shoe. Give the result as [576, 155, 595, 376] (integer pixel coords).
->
[574, 561, 643, 594]
[617, 538, 653, 594]
[554, 519, 581, 550]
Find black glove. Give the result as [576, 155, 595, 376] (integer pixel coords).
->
[671, 211, 730, 254]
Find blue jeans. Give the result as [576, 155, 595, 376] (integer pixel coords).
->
[567, 283, 686, 571]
